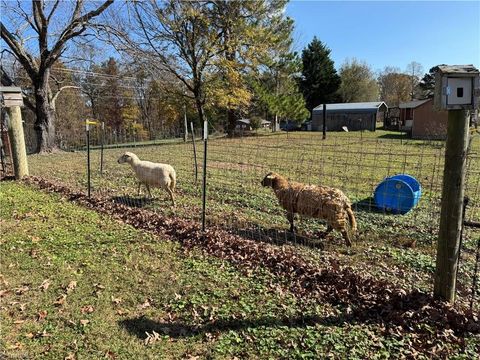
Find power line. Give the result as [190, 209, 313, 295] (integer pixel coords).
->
[2, 58, 139, 81]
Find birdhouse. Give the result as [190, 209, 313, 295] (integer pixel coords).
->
[0, 87, 24, 107]
[434, 65, 480, 110]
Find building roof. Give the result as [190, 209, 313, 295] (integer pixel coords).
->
[312, 101, 387, 113]
[399, 99, 431, 109]
[436, 64, 479, 75]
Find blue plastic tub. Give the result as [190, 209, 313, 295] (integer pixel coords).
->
[374, 174, 422, 214]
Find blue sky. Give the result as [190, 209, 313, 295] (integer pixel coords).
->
[286, 1, 480, 74]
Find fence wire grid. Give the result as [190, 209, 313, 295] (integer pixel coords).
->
[24, 126, 480, 309]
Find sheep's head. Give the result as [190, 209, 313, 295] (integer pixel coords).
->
[117, 152, 138, 164]
[261, 172, 282, 188]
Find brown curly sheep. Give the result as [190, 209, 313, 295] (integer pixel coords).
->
[261, 172, 357, 246]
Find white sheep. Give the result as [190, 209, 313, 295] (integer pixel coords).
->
[117, 152, 176, 206]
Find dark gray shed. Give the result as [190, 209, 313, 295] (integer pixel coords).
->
[312, 102, 388, 131]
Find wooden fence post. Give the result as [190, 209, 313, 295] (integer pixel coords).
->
[6, 106, 29, 179]
[434, 110, 469, 302]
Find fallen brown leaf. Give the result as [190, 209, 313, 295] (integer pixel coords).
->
[39, 279, 51, 291]
[104, 350, 117, 359]
[137, 299, 151, 310]
[54, 294, 67, 307]
[37, 310, 48, 321]
[111, 296, 122, 305]
[81, 305, 94, 314]
[7, 342, 22, 350]
[15, 286, 29, 295]
[66, 281, 77, 293]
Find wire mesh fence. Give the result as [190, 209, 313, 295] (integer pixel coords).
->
[25, 125, 480, 309]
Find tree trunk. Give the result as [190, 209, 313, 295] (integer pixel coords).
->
[226, 109, 236, 137]
[33, 73, 57, 153]
[195, 97, 205, 125]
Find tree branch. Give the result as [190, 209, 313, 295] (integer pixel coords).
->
[47, 0, 113, 67]
[51, 85, 81, 109]
[47, 0, 61, 22]
[0, 22, 38, 77]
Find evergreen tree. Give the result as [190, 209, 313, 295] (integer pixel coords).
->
[253, 52, 308, 126]
[299, 37, 341, 114]
[418, 66, 439, 99]
[97, 58, 123, 132]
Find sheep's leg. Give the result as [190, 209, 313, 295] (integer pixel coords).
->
[287, 212, 295, 233]
[166, 187, 176, 207]
[146, 184, 152, 198]
[137, 182, 142, 196]
[341, 230, 352, 247]
[325, 225, 333, 234]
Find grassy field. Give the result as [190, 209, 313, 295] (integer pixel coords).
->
[27, 130, 480, 291]
[1, 182, 479, 359]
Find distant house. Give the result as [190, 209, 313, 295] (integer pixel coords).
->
[312, 102, 388, 132]
[399, 98, 448, 139]
[235, 118, 270, 131]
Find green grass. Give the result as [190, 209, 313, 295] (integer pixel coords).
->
[1, 182, 479, 359]
[27, 130, 480, 295]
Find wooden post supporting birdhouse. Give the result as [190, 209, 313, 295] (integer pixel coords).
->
[0, 87, 29, 179]
[433, 65, 480, 303]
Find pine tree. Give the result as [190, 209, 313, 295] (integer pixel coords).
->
[418, 66, 438, 99]
[299, 37, 341, 114]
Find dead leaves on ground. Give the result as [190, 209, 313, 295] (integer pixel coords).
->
[22, 176, 480, 356]
[66, 281, 77, 293]
[39, 279, 51, 291]
[54, 294, 67, 307]
[81, 305, 94, 314]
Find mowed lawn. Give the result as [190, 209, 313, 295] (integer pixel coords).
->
[27, 130, 480, 294]
[1, 182, 479, 359]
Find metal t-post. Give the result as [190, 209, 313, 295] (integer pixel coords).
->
[100, 121, 104, 175]
[190, 122, 198, 184]
[202, 120, 208, 233]
[86, 122, 91, 198]
[322, 103, 326, 140]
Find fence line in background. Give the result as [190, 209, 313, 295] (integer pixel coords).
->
[25, 127, 480, 309]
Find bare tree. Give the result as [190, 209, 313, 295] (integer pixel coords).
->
[378, 67, 411, 107]
[110, 0, 219, 126]
[0, 0, 113, 152]
[406, 61, 424, 100]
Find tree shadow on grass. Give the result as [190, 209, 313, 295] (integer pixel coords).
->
[111, 195, 154, 208]
[119, 313, 339, 340]
[118, 291, 472, 341]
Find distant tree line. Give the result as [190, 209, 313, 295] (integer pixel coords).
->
[0, 0, 440, 152]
